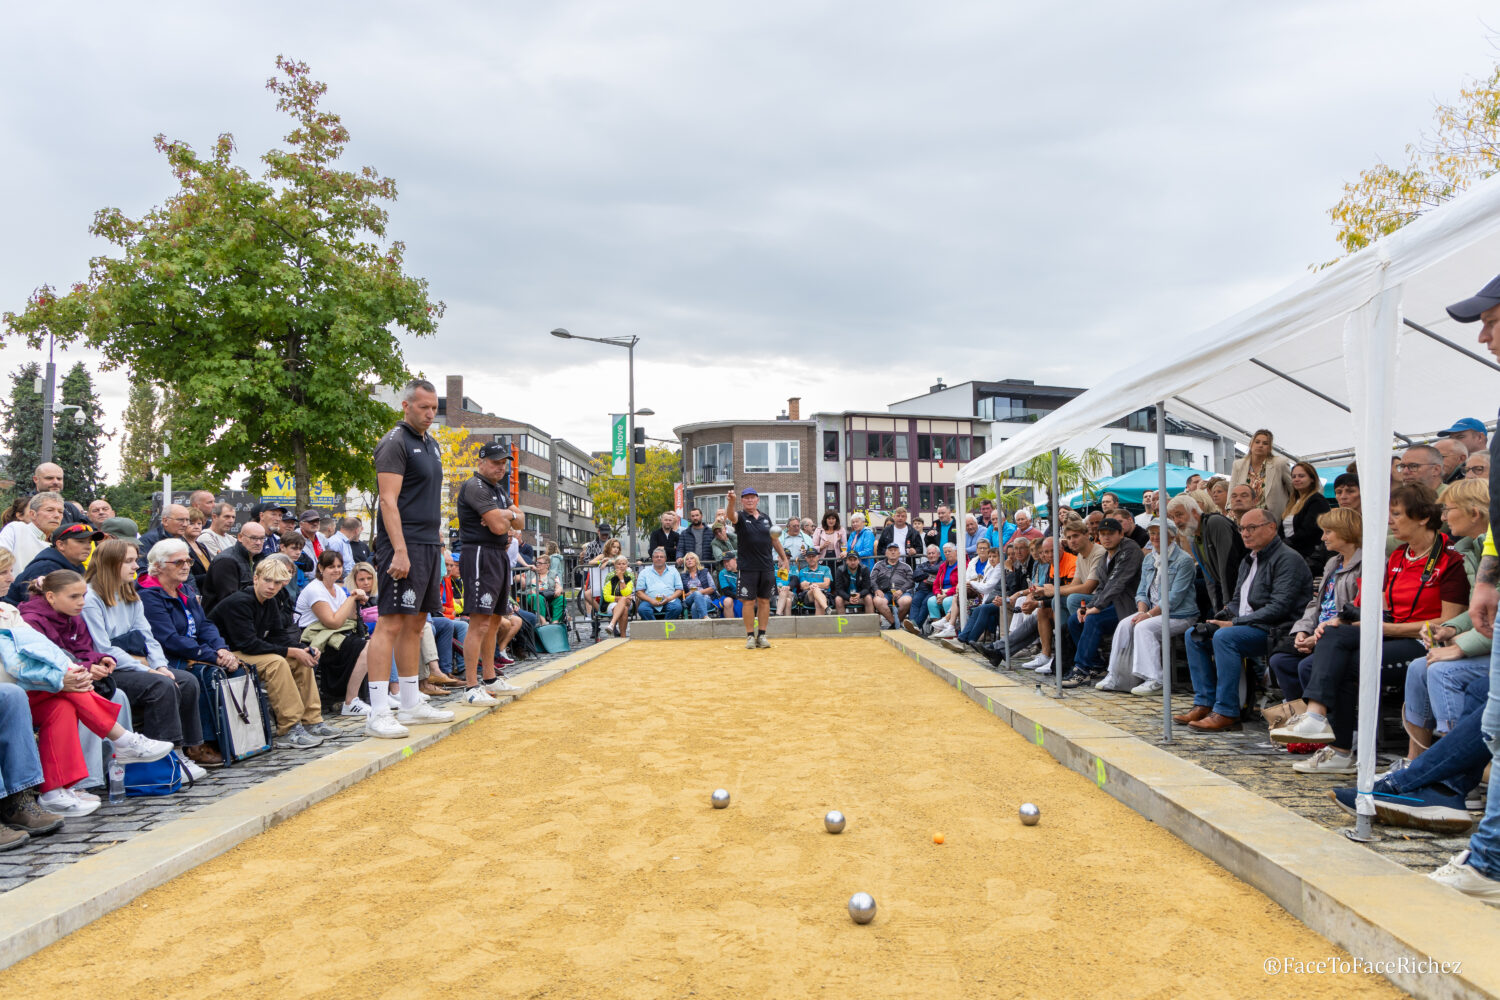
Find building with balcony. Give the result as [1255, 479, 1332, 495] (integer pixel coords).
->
[675, 400, 818, 528]
[812, 410, 991, 521]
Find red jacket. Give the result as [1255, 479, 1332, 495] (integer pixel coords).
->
[932, 561, 958, 598]
[19, 595, 110, 668]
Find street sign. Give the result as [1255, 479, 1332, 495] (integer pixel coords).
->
[611, 414, 627, 475]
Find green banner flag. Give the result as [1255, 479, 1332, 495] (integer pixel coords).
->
[611, 414, 627, 475]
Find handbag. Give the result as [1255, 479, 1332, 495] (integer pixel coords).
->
[536, 622, 570, 655]
[123, 752, 190, 796]
[217, 662, 273, 764]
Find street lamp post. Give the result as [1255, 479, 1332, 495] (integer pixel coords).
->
[39, 332, 56, 465]
[551, 328, 652, 560]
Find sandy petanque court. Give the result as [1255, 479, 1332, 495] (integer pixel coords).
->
[0, 637, 1402, 999]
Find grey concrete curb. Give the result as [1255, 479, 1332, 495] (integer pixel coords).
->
[628, 613, 882, 640]
[0, 637, 625, 972]
[881, 630, 1500, 1000]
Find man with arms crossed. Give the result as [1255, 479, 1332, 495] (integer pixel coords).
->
[724, 486, 787, 649]
[364, 379, 455, 737]
[456, 443, 524, 705]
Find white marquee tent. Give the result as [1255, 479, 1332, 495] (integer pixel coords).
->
[955, 171, 1500, 836]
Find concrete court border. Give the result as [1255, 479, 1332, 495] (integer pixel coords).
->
[0, 637, 626, 972]
[880, 629, 1500, 1000]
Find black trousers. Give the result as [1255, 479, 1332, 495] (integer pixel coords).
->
[1301, 624, 1422, 750]
[113, 667, 203, 747]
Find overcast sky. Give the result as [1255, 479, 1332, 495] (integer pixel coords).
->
[2, 1, 1497, 482]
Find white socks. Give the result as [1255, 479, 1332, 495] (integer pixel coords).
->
[368, 683, 390, 715]
[398, 674, 419, 710]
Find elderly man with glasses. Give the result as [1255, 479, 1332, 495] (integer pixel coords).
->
[136, 504, 192, 575]
[1397, 444, 1447, 493]
[1176, 509, 1312, 733]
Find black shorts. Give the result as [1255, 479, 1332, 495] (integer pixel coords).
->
[738, 569, 775, 601]
[375, 540, 444, 616]
[459, 543, 510, 617]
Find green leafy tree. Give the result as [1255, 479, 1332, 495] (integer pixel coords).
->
[1013, 447, 1111, 515]
[119, 378, 162, 481]
[1325, 59, 1500, 260]
[1, 363, 42, 486]
[587, 446, 681, 543]
[2, 57, 444, 510]
[53, 362, 108, 499]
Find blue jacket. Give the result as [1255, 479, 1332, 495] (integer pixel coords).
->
[846, 528, 876, 568]
[138, 576, 227, 664]
[4, 546, 85, 606]
[0, 615, 75, 691]
[1135, 544, 1199, 619]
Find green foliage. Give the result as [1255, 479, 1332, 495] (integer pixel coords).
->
[1325, 60, 1500, 260]
[1, 362, 42, 484]
[119, 378, 161, 481]
[1014, 447, 1111, 512]
[102, 475, 220, 530]
[54, 362, 108, 499]
[587, 445, 681, 539]
[2, 56, 443, 511]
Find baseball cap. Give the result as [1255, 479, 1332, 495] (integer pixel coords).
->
[1146, 517, 1176, 537]
[299, 508, 322, 523]
[478, 442, 510, 460]
[740, 487, 758, 497]
[1099, 517, 1125, 534]
[1446, 275, 1500, 323]
[53, 522, 105, 544]
[252, 502, 287, 517]
[1437, 417, 1486, 438]
[100, 517, 140, 542]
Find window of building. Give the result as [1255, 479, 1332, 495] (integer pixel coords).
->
[558, 526, 591, 549]
[693, 442, 733, 483]
[764, 493, 800, 522]
[1165, 449, 1193, 467]
[519, 472, 551, 497]
[525, 513, 551, 535]
[824, 482, 839, 513]
[559, 492, 593, 518]
[744, 440, 800, 474]
[916, 434, 971, 462]
[851, 431, 908, 460]
[519, 434, 551, 460]
[1125, 409, 1153, 433]
[698, 494, 726, 523]
[1111, 444, 1146, 475]
[918, 484, 956, 510]
[558, 456, 591, 484]
[823, 431, 840, 461]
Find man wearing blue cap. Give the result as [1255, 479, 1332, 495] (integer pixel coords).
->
[724, 486, 788, 649]
[1428, 276, 1500, 902]
[1437, 416, 1488, 457]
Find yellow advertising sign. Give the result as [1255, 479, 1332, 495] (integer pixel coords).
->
[260, 467, 341, 507]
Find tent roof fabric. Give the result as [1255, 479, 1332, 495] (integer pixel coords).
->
[958, 174, 1500, 488]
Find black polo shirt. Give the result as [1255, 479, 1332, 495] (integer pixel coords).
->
[456, 472, 511, 546]
[372, 421, 442, 546]
[733, 507, 774, 572]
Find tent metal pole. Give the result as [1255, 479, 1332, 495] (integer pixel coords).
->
[956, 479, 969, 631]
[1170, 396, 1301, 462]
[1051, 449, 1063, 697]
[1403, 317, 1500, 373]
[994, 475, 1011, 669]
[1247, 359, 1414, 444]
[1157, 401, 1173, 743]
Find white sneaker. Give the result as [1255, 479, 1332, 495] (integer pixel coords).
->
[1292, 746, 1356, 774]
[1095, 677, 1133, 692]
[113, 730, 174, 765]
[39, 787, 99, 817]
[746, 635, 757, 649]
[340, 698, 371, 717]
[1429, 851, 1500, 904]
[1130, 679, 1163, 696]
[176, 751, 208, 782]
[71, 786, 101, 804]
[1269, 712, 1335, 745]
[364, 711, 410, 739]
[1379, 757, 1411, 779]
[484, 676, 521, 694]
[463, 687, 498, 706]
[397, 702, 455, 726]
[756, 634, 771, 649]
[1023, 653, 1052, 669]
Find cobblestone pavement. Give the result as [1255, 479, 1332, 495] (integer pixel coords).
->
[938, 637, 1477, 876]
[0, 650, 572, 894]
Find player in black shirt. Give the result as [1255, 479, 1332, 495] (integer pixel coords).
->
[456, 443, 525, 703]
[364, 379, 455, 737]
[724, 486, 788, 649]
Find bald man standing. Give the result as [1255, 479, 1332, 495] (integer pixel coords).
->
[31, 463, 87, 527]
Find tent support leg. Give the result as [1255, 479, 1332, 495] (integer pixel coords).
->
[994, 475, 1011, 671]
[1157, 401, 1172, 744]
[1051, 449, 1063, 698]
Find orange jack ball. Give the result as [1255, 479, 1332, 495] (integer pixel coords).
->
[932, 833, 944, 844]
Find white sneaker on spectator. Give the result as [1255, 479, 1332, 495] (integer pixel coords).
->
[464, 687, 498, 706]
[1429, 851, 1500, 903]
[1130, 679, 1163, 696]
[1023, 653, 1052, 670]
[496, 650, 515, 666]
[38, 787, 99, 818]
[176, 751, 208, 782]
[341, 698, 371, 717]
[397, 702, 455, 726]
[484, 676, 520, 694]
[1292, 746, 1356, 774]
[1094, 677, 1133, 692]
[1269, 712, 1335, 745]
[71, 787, 100, 805]
[112, 730, 174, 764]
[364, 711, 409, 740]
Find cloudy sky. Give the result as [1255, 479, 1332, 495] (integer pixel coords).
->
[2, 1, 1496, 480]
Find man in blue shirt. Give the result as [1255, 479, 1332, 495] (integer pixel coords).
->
[797, 550, 832, 615]
[636, 547, 684, 620]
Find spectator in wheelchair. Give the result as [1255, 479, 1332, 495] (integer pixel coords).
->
[602, 556, 635, 638]
[636, 547, 685, 621]
[679, 552, 717, 619]
[1270, 485, 1467, 774]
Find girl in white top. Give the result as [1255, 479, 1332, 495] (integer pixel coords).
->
[294, 551, 371, 716]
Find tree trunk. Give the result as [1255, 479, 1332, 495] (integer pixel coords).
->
[292, 430, 311, 513]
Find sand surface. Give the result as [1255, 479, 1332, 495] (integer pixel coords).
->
[1, 637, 1404, 999]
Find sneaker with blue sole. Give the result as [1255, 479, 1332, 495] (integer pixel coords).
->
[1329, 781, 1475, 834]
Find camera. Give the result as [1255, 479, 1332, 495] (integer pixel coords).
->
[1191, 621, 1220, 643]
